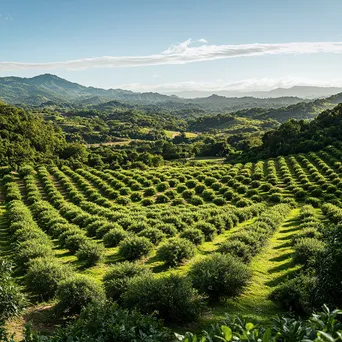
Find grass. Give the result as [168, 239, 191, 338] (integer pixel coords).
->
[199, 207, 302, 326]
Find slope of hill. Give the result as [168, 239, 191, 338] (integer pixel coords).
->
[0, 74, 305, 112]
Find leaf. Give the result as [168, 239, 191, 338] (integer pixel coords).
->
[317, 331, 335, 342]
[245, 322, 254, 331]
[220, 325, 232, 341]
[262, 328, 272, 342]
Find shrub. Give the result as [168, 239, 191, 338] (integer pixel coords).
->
[182, 189, 195, 200]
[194, 222, 217, 241]
[294, 238, 325, 265]
[103, 261, 150, 301]
[0, 259, 26, 321]
[212, 197, 226, 206]
[195, 183, 206, 194]
[269, 275, 317, 315]
[64, 234, 88, 253]
[15, 239, 53, 267]
[269, 193, 282, 203]
[156, 224, 178, 237]
[120, 187, 131, 196]
[122, 274, 203, 323]
[56, 275, 105, 316]
[176, 184, 187, 193]
[76, 241, 104, 266]
[51, 302, 174, 341]
[220, 240, 252, 262]
[156, 182, 169, 192]
[144, 187, 156, 197]
[103, 228, 128, 247]
[26, 257, 72, 301]
[171, 198, 186, 206]
[116, 196, 131, 205]
[202, 189, 215, 201]
[130, 192, 142, 202]
[189, 253, 251, 299]
[138, 228, 165, 245]
[119, 236, 153, 260]
[157, 238, 195, 266]
[155, 194, 169, 204]
[180, 228, 205, 245]
[141, 198, 154, 206]
[190, 195, 204, 206]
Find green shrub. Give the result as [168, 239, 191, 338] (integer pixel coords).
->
[119, 236, 153, 260]
[141, 198, 154, 206]
[76, 241, 104, 266]
[157, 182, 169, 192]
[156, 224, 178, 237]
[176, 184, 187, 193]
[294, 238, 325, 265]
[212, 197, 226, 206]
[15, 239, 53, 267]
[269, 274, 317, 315]
[116, 196, 131, 205]
[220, 240, 252, 262]
[130, 192, 142, 202]
[103, 261, 150, 301]
[194, 222, 217, 241]
[202, 189, 215, 201]
[0, 259, 26, 321]
[269, 193, 282, 203]
[180, 228, 205, 245]
[190, 195, 204, 206]
[144, 187, 156, 197]
[157, 238, 195, 266]
[51, 301, 174, 341]
[56, 275, 105, 316]
[182, 189, 195, 200]
[138, 228, 165, 245]
[103, 228, 128, 247]
[195, 183, 206, 194]
[171, 198, 186, 206]
[155, 194, 169, 204]
[123, 274, 203, 323]
[64, 233, 88, 253]
[189, 253, 251, 299]
[26, 257, 72, 301]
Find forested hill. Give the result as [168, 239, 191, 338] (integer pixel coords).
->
[0, 74, 304, 112]
[236, 103, 342, 161]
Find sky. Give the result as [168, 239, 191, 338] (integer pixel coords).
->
[1, 0, 342, 93]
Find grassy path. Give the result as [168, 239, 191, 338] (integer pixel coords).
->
[205, 207, 302, 324]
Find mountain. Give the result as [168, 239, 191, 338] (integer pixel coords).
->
[167, 86, 342, 99]
[0, 74, 305, 112]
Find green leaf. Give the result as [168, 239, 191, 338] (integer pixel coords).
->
[262, 328, 272, 342]
[221, 325, 233, 341]
[245, 322, 254, 331]
[317, 331, 335, 342]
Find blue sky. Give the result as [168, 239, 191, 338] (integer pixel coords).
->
[1, 0, 342, 92]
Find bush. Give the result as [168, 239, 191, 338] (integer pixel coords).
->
[76, 241, 104, 266]
[119, 236, 153, 260]
[51, 301, 174, 342]
[56, 275, 105, 316]
[171, 198, 186, 206]
[194, 222, 217, 241]
[103, 261, 150, 301]
[202, 189, 215, 201]
[15, 239, 53, 267]
[182, 189, 195, 200]
[64, 233, 87, 253]
[180, 228, 205, 245]
[155, 194, 169, 204]
[190, 195, 204, 206]
[122, 274, 203, 323]
[138, 228, 165, 245]
[141, 198, 154, 206]
[269, 193, 282, 203]
[26, 258, 72, 301]
[157, 238, 195, 266]
[144, 187, 156, 197]
[269, 274, 317, 315]
[0, 259, 26, 321]
[220, 240, 252, 262]
[156, 182, 169, 192]
[189, 253, 251, 299]
[130, 192, 142, 202]
[103, 228, 128, 247]
[294, 238, 325, 265]
[212, 197, 226, 206]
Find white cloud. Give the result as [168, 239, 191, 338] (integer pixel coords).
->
[116, 77, 342, 93]
[1, 39, 342, 71]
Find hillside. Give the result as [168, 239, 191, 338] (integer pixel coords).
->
[0, 74, 305, 112]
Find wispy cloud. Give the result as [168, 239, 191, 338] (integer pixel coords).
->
[116, 77, 342, 93]
[0, 13, 13, 21]
[1, 39, 342, 71]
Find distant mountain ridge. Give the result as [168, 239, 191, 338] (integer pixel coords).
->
[0, 74, 306, 112]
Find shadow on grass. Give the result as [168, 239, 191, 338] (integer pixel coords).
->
[268, 260, 296, 274]
[265, 268, 301, 287]
[269, 252, 293, 262]
[273, 241, 292, 250]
